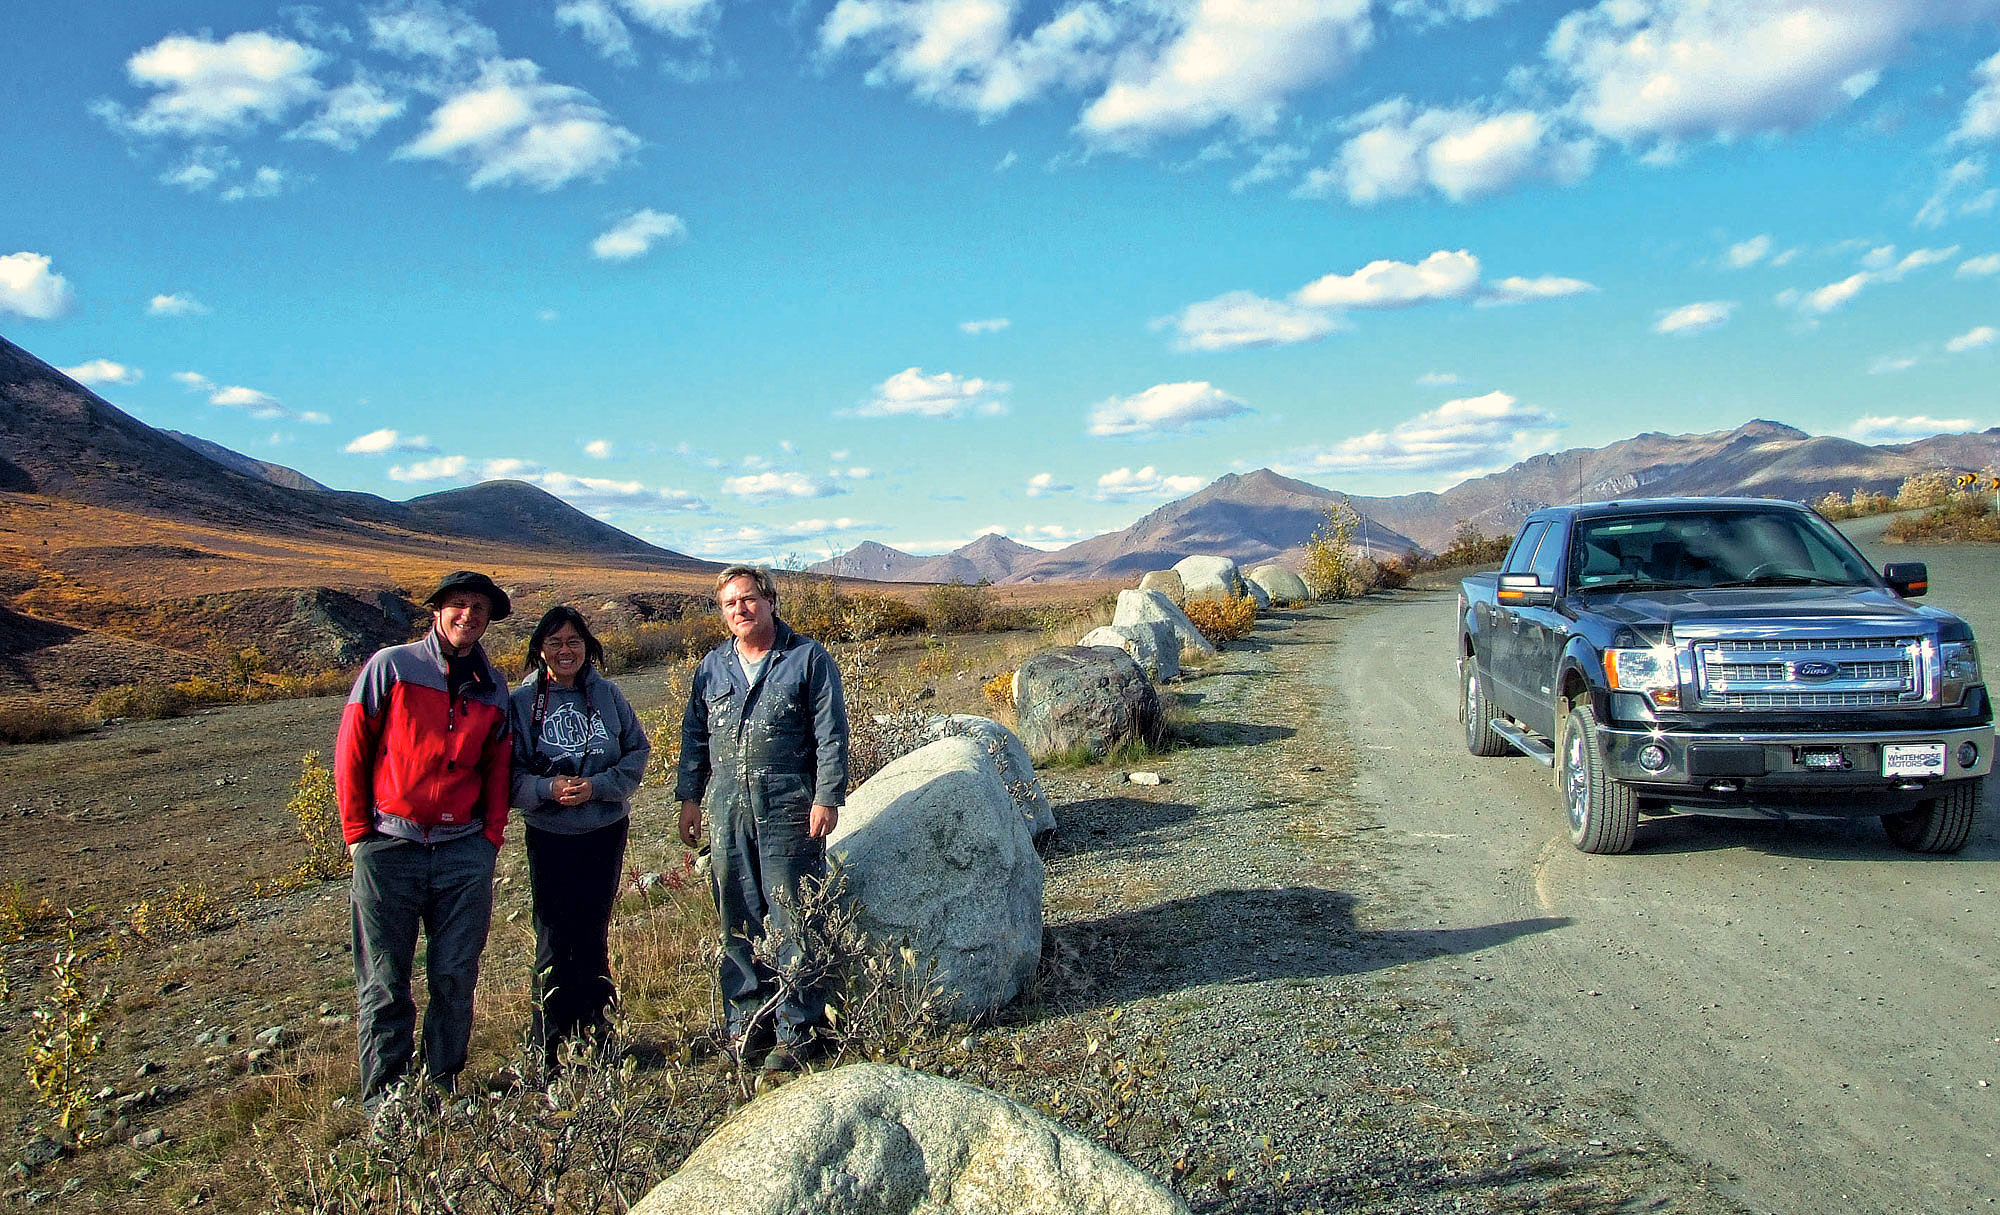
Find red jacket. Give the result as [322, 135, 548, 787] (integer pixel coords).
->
[336, 630, 511, 847]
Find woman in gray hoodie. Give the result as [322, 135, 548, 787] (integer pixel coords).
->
[510, 606, 650, 1066]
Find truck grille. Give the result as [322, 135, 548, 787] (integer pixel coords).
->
[1691, 637, 1929, 711]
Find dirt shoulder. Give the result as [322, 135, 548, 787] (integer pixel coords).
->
[1033, 602, 1742, 1213]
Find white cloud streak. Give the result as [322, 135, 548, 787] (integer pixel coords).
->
[1278, 391, 1559, 477]
[397, 57, 639, 190]
[345, 428, 439, 454]
[721, 471, 847, 503]
[1303, 98, 1592, 204]
[591, 208, 688, 260]
[1946, 325, 1997, 354]
[1159, 291, 1343, 352]
[1088, 382, 1251, 438]
[148, 292, 210, 317]
[855, 367, 1009, 418]
[1848, 414, 1981, 443]
[1025, 471, 1074, 497]
[1654, 300, 1735, 335]
[959, 317, 1010, 335]
[1093, 465, 1206, 502]
[102, 31, 324, 138]
[61, 359, 143, 387]
[1294, 249, 1480, 309]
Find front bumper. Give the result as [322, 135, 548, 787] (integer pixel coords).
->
[1600, 722, 1995, 819]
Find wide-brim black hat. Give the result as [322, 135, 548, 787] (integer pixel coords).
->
[423, 570, 511, 621]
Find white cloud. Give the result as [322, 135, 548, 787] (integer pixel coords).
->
[1868, 354, 1918, 375]
[61, 359, 143, 387]
[1959, 253, 2000, 278]
[1726, 234, 1772, 268]
[148, 292, 209, 317]
[288, 74, 405, 149]
[1159, 291, 1343, 352]
[1279, 391, 1560, 477]
[1230, 142, 1308, 192]
[221, 165, 292, 202]
[177, 371, 327, 422]
[1294, 249, 1480, 309]
[959, 317, 1010, 335]
[559, 0, 723, 61]
[1390, 0, 1517, 26]
[397, 58, 640, 190]
[1088, 382, 1251, 438]
[160, 146, 235, 192]
[1654, 300, 1735, 335]
[1545, 0, 1980, 147]
[1093, 465, 1206, 502]
[1077, 0, 1374, 149]
[591, 208, 688, 260]
[1301, 99, 1593, 205]
[1946, 325, 1998, 354]
[345, 428, 438, 454]
[855, 367, 1009, 418]
[1416, 371, 1462, 386]
[685, 516, 879, 559]
[820, 0, 1122, 121]
[1848, 414, 1981, 443]
[0, 252, 76, 320]
[721, 471, 847, 503]
[1005, 522, 1092, 545]
[1786, 271, 1871, 316]
[1869, 245, 1959, 282]
[1025, 471, 1074, 497]
[584, 439, 614, 459]
[102, 31, 324, 138]
[368, 2, 501, 63]
[388, 454, 471, 480]
[1952, 49, 2000, 144]
[1917, 157, 1998, 228]
[1478, 275, 1597, 306]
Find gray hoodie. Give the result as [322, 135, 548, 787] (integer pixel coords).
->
[508, 666, 651, 835]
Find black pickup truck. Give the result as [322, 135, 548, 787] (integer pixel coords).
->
[1459, 498, 1991, 854]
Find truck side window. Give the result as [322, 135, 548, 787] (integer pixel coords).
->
[1529, 527, 1565, 587]
[1503, 522, 1550, 576]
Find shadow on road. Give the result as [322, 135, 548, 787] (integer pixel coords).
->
[1047, 797, 1213, 853]
[1632, 807, 2000, 862]
[1045, 885, 1570, 1010]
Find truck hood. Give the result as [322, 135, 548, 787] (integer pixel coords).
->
[1583, 586, 1956, 637]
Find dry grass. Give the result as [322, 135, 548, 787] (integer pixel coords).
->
[1885, 493, 2000, 543]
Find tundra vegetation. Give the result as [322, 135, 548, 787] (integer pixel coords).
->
[1816, 468, 2000, 543]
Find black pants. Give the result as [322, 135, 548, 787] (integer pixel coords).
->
[525, 817, 628, 1065]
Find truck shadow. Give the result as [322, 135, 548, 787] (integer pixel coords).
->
[1041, 886, 1570, 1011]
[1632, 810, 2000, 862]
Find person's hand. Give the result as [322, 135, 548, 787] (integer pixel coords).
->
[809, 804, 838, 839]
[552, 776, 592, 807]
[678, 799, 703, 848]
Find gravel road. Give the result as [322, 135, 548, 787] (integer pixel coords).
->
[1315, 581, 2000, 1215]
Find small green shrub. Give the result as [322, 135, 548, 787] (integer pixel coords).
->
[0, 700, 98, 744]
[922, 581, 989, 633]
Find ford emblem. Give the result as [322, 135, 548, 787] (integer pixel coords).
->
[1794, 660, 1838, 681]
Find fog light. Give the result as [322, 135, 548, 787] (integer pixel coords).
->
[1958, 741, 1980, 769]
[1638, 744, 1669, 773]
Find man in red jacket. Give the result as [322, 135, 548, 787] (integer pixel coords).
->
[336, 571, 513, 1102]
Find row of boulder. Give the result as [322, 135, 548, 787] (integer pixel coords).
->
[1141, 553, 1310, 608]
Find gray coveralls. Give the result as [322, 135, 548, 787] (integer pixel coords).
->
[675, 620, 849, 1045]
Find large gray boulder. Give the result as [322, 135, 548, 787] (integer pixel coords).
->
[829, 737, 1042, 1019]
[1136, 569, 1184, 604]
[1078, 622, 1180, 683]
[632, 1063, 1191, 1215]
[1112, 589, 1214, 659]
[1242, 578, 1270, 609]
[1247, 563, 1310, 606]
[922, 714, 1056, 842]
[1014, 647, 1164, 762]
[1171, 554, 1243, 601]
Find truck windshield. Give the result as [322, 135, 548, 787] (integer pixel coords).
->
[1569, 510, 1876, 591]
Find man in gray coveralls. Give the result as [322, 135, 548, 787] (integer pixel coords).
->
[676, 564, 848, 1071]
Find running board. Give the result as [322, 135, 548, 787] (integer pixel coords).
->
[1490, 721, 1555, 767]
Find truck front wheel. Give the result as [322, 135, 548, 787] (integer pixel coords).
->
[1558, 701, 1638, 854]
[1882, 780, 1982, 853]
[1462, 660, 1511, 757]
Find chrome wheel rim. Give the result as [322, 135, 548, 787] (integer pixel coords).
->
[1464, 671, 1479, 743]
[1562, 727, 1588, 832]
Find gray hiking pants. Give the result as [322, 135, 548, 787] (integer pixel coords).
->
[711, 775, 826, 1045]
[351, 832, 497, 1098]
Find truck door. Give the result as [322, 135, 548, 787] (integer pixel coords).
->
[1508, 524, 1569, 741]
[1485, 520, 1551, 716]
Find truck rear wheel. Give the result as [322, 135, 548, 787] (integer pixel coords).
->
[1462, 660, 1511, 757]
[1882, 780, 1982, 853]
[1559, 702, 1638, 854]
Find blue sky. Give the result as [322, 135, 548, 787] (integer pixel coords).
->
[4, 1, 1999, 562]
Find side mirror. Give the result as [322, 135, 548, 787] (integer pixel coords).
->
[1497, 573, 1556, 608]
[1883, 561, 1928, 598]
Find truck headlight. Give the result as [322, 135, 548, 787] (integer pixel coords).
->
[1606, 646, 1681, 710]
[1942, 640, 1981, 706]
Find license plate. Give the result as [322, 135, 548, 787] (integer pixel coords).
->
[1882, 743, 1946, 778]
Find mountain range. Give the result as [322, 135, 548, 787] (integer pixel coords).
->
[809, 420, 2000, 584]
